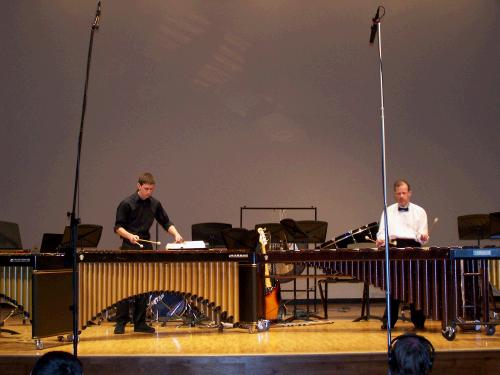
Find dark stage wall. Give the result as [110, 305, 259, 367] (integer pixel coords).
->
[1, 0, 499, 250]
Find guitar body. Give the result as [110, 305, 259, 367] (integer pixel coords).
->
[265, 284, 280, 321]
[257, 227, 281, 321]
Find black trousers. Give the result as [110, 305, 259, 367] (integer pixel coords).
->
[115, 241, 152, 326]
[115, 295, 148, 327]
[382, 296, 426, 328]
[382, 238, 426, 328]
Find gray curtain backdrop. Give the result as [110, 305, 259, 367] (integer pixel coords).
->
[1, 0, 499, 250]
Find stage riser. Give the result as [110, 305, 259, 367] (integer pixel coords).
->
[1, 352, 499, 375]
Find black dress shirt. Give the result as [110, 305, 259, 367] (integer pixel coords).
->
[114, 192, 173, 246]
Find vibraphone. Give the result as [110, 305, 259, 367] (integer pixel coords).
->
[78, 249, 261, 330]
[265, 246, 500, 340]
[0, 251, 67, 320]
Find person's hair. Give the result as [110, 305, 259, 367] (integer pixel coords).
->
[138, 172, 156, 185]
[388, 333, 435, 375]
[31, 351, 83, 375]
[393, 179, 411, 192]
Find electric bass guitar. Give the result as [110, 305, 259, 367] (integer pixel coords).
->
[257, 227, 280, 320]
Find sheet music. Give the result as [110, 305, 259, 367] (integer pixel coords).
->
[165, 240, 206, 250]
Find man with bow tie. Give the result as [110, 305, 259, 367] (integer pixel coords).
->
[377, 179, 429, 330]
[376, 179, 429, 248]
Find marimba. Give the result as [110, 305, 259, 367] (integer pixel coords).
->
[78, 249, 262, 329]
[265, 246, 500, 340]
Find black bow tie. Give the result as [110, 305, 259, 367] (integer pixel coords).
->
[398, 206, 409, 212]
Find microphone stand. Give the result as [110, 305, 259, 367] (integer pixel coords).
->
[69, 2, 101, 357]
[370, 6, 393, 351]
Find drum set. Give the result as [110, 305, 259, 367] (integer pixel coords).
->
[319, 222, 379, 249]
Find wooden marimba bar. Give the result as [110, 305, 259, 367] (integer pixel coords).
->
[78, 249, 258, 329]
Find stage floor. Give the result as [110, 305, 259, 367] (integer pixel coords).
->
[1, 303, 499, 374]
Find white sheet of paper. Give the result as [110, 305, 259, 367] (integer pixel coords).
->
[165, 240, 206, 250]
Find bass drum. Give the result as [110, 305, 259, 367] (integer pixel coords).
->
[148, 292, 187, 322]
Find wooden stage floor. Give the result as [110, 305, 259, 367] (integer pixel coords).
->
[1, 303, 499, 374]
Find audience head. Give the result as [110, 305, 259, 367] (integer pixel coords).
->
[31, 351, 83, 375]
[389, 333, 434, 375]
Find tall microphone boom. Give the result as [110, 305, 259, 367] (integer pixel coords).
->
[93, 1, 101, 30]
[369, 6, 381, 44]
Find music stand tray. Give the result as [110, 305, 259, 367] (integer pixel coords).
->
[458, 214, 490, 245]
[60, 224, 103, 249]
[490, 212, 500, 239]
[0, 221, 23, 250]
[280, 219, 328, 244]
[221, 228, 259, 250]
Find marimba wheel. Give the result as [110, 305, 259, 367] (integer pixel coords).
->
[486, 325, 496, 336]
[442, 326, 457, 341]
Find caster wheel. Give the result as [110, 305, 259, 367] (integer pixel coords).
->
[35, 339, 44, 350]
[442, 326, 456, 341]
[486, 325, 496, 336]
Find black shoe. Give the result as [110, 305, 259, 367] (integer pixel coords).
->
[134, 324, 155, 333]
[114, 323, 125, 334]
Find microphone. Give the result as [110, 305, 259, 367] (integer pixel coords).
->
[369, 6, 381, 44]
[93, 1, 101, 30]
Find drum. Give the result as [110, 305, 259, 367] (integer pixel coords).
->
[149, 293, 187, 322]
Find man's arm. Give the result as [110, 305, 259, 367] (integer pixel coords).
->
[115, 227, 140, 245]
[417, 209, 429, 244]
[376, 211, 386, 247]
[167, 225, 183, 243]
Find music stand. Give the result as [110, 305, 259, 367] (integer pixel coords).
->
[0, 221, 23, 250]
[191, 222, 232, 247]
[458, 214, 490, 246]
[490, 212, 500, 239]
[295, 220, 328, 244]
[60, 224, 102, 249]
[280, 218, 308, 243]
[279, 219, 325, 321]
[40, 233, 64, 252]
[221, 228, 259, 250]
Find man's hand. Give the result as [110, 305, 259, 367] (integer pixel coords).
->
[419, 233, 429, 243]
[174, 233, 183, 243]
[376, 239, 385, 247]
[128, 234, 140, 244]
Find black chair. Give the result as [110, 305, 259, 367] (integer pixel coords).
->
[191, 223, 232, 248]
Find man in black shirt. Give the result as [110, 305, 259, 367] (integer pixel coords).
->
[113, 172, 183, 334]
